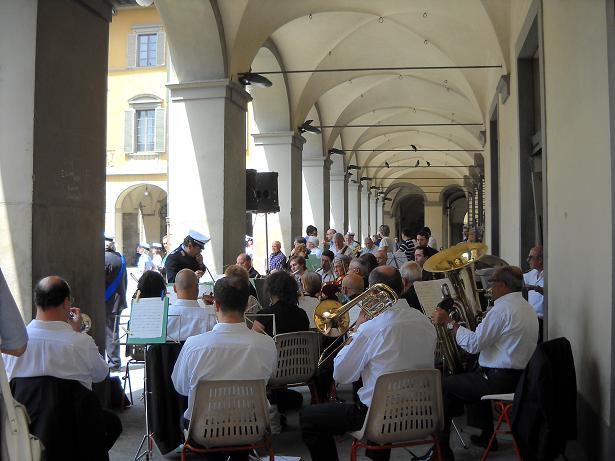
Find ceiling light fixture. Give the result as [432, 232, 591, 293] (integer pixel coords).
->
[328, 148, 346, 155]
[316, 122, 483, 128]
[298, 120, 321, 134]
[238, 72, 273, 88]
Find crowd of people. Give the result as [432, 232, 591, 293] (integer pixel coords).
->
[0, 224, 546, 461]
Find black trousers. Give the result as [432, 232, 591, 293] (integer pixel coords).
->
[300, 401, 390, 461]
[105, 313, 121, 367]
[441, 368, 522, 448]
[102, 409, 123, 451]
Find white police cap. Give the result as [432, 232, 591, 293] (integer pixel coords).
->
[140, 242, 150, 249]
[188, 230, 210, 247]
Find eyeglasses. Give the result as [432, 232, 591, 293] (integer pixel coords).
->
[526, 255, 541, 261]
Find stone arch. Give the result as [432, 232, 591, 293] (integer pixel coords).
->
[114, 183, 167, 261]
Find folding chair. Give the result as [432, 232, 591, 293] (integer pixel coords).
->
[122, 344, 144, 405]
[349, 369, 444, 461]
[479, 393, 521, 461]
[182, 380, 274, 461]
[270, 331, 320, 404]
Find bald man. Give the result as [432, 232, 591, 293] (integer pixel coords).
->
[4, 276, 122, 452]
[342, 273, 365, 326]
[268, 241, 286, 272]
[167, 269, 216, 341]
[236, 252, 260, 278]
[400, 261, 423, 312]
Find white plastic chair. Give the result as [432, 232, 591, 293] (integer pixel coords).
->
[349, 369, 444, 461]
[182, 380, 274, 461]
[479, 393, 520, 460]
[270, 331, 320, 402]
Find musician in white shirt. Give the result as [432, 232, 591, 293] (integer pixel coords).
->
[301, 266, 437, 461]
[167, 269, 216, 341]
[431, 266, 538, 459]
[172, 275, 277, 424]
[3, 276, 121, 450]
[524, 245, 544, 341]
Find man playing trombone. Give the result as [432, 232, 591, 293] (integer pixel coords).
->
[300, 266, 437, 461]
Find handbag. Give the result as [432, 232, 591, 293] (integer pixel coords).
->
[0, 352, 43, 461]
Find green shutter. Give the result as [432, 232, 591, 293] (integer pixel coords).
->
[154, 107, 166, 153]
[156, 30, 165, 66]
[124, 110, 135, 153]
[127, 33, 137, 68]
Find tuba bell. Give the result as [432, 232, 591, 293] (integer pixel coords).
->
[313, 283, 398, 367]
[423, 242, 488, 374]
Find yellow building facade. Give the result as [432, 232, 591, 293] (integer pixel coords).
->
[105, 5, 168, 261]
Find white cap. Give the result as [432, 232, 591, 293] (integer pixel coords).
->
[104, 234, 114, 242]
[140, 242, 150, 249]
[151, 242, 163, 249]
[188, 229, 210, 247]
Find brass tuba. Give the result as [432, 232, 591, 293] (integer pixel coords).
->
[423, 242, 487, 374]
[313, 283, 398, 367]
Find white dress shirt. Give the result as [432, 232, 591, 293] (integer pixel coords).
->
[172, 322, 277, 419]
[167, 299, 217, 341]
[3, 320, 108, 390]
[298, 295, 320, 328]
[523, 269, 544, 318]
[316, 268, 336, 283]
[333, 299, 437, 407]
[379, 236, 395, 250]
[456, 291, 538, 369]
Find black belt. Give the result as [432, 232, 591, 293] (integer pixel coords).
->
[479, 366, 523, 380]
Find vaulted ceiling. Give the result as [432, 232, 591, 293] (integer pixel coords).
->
[157, 0, 514, 206]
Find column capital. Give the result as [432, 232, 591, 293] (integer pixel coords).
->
[252, 131, 305, 149]
[348, 181, 360, 192]
[425, 200, 442, 207]
[167, 79, 252, 111]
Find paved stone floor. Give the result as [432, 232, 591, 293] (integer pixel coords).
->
[108, 377, 585, 461]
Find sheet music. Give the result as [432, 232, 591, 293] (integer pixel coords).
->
[198, 282, 215, 297]
[413, 279, 453, 317]
[129, 297, 166, 339]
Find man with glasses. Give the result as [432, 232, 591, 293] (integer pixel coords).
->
[431, 266, 538, 460]
[524, 245, 544, 342]
[164, 230, 210, 283]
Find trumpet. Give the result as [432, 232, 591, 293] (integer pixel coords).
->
[313, 283, 398, 367]
[69, 312, 92, 333]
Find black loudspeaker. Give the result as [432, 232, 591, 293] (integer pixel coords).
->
[255, 172, 280, 213]
[246, 169, 258, 211]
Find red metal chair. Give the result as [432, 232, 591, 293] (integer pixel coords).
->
[479, 393, 522, 461]
[349, 369, 444, 461]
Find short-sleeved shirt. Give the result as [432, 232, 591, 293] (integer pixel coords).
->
[171, 322, 277, 419]
[257, 301, 310, 337]
[3, 320, 108, 390]
[167, 299, 217, 341]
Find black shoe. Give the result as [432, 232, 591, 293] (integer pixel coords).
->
[470, 433, 498, 451]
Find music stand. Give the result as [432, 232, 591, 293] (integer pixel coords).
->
[386, 251, 409, 269]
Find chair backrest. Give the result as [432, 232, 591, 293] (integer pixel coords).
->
[363, 369, 443, 444]
[187, 380, 270, 448]
[269, 331, 319, 387]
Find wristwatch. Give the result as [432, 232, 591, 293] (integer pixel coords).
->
[446, 321, 456, 331]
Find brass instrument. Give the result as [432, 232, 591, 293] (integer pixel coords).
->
[69, 312, 92, 333]
[424, 242, 488, 374]
[314, 283, 398, 367]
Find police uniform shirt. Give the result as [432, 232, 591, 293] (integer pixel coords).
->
[164, 245, 205, 283]
[4, 320, 109, 390]
[171, 322, 277, 419]
[167, 299, 217, 341]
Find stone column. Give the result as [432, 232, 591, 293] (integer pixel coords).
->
[251, 131, 304, 254]
[347, 182, 360, 235]
[424, 202, 444, 247]
[360, 186, 371, 240]
[302, 157, 331, 239]
[330, 172, 348, 233]
[370, 194, 378, 235]
[167, 80, 251, 273]
[377, 201, 385, 233]
[0, 0, 112, 348]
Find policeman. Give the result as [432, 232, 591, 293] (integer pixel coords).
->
[164, 230, 210, 283]
[104, 235, 127, 370]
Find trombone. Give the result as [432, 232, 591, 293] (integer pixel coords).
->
[313, 283, 398, 367]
